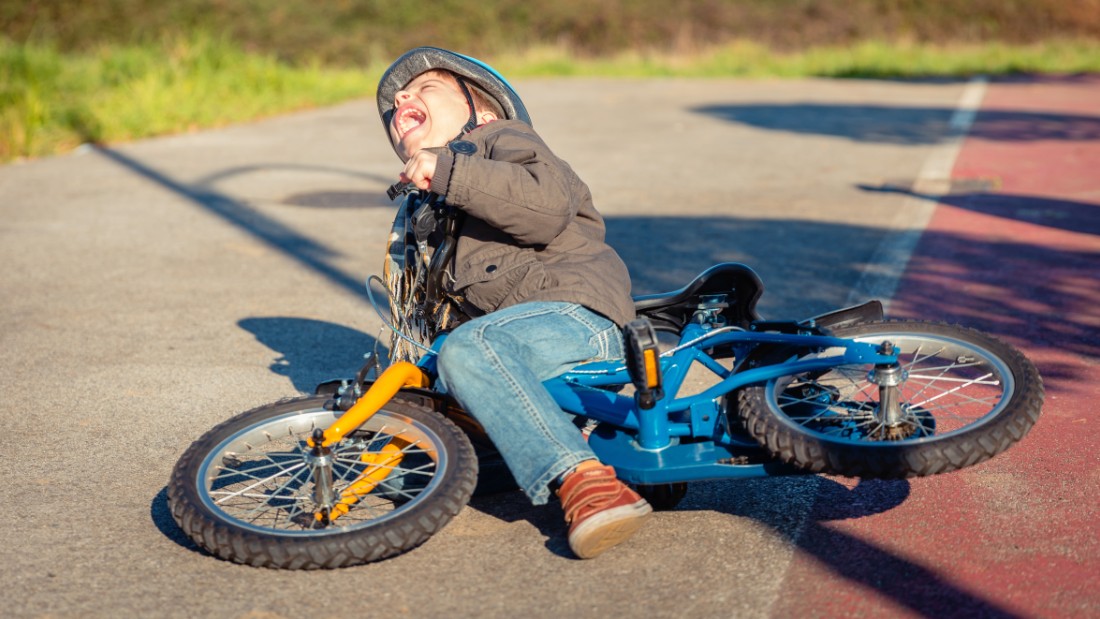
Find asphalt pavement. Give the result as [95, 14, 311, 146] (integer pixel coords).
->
[1, 76, 1095, 618]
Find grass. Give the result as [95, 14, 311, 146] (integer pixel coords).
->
[0, 34, 382, 162]
[3, 34, 1100, 163]
[498, 38, 1100, 78]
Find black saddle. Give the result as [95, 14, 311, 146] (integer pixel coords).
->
[632, 263, 764, 331]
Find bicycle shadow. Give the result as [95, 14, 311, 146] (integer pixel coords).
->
[465, 476, 859, 559]
[467, 476, 1024, 618]
[238, 317, 383, 393]
[688, 477, 1025, 618]
[150, 488, 204, 554]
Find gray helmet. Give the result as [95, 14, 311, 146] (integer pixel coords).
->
[377, 47, 531, 154]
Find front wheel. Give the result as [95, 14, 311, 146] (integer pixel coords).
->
[168, 395, 477, 569]
[736, 321, 1043, 478]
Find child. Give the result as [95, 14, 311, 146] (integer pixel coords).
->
[377, 47, 651, 559]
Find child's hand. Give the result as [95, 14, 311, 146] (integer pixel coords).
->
[400, 151, 437, 191]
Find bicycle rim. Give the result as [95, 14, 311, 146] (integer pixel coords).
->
[195, 406, 449, 536]
[771, 331, 1016, 444]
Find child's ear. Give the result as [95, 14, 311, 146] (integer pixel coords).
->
[478, 111, 498, 125]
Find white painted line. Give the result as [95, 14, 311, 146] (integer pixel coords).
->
[761, 77, 990, 619]
[846, 76, 989, 313]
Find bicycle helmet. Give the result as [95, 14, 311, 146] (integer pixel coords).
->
[377, 47, 531, 157]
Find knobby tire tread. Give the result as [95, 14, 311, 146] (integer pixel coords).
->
[167, 395, 478, 569]
[736, 320, 1044, 478]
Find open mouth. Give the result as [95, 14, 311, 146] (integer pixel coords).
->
[394, 106, 427, 140]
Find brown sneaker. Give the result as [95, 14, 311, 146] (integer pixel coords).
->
[557, 462, 652, 559]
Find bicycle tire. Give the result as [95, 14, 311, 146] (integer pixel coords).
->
[168, 395, 477, 569]
[736, 320, 1043, 478]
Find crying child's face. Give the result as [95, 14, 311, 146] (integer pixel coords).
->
[389, 71, 472, 161]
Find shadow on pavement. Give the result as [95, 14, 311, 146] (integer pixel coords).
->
[150, 487, 203, 555]
[853, 184, 1100, 382]
[191, 162, 393, 190]
[238, 317, 382, 393]
[470, 476, 1024, 618]
[468, 490, 577, 559]
[692, 103, 1100, 145]
[697, 477, 1022, 618]
[90, 145, 385, 301]
[860, 182, 1100, 237]
[190, 162, 396, 209]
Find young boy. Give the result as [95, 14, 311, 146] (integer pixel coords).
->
[376, 47, 652, 559]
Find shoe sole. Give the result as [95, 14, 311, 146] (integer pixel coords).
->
[568, 500, 653, 559]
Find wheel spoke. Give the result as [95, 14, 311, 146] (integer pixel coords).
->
[222, 463, 313, 523]
[173, 397, 477, 568]
[207, 491, 311, 502]
[911, 372, 995, 408]
[740, 324, 1039, 481]
[905, 381, 1002, 410]
[906, 373, 1001, 385]
[194, 405, 457, 534]
[212, 462, 306, 505]
[902, 342, 943, 371]
[769, 332, 1015, 444]
[213, 452, 303, 483]
[915, 396, 999, 415]
[903, 355, 958, 406]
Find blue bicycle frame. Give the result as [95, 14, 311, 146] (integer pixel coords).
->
[415, 321, 898, 486]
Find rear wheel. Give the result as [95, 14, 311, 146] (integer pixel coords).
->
[168, 395, 477, 568]
[737, 321, 1043, 478]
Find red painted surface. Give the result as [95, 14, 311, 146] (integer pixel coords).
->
[774, 76, 1100, 618]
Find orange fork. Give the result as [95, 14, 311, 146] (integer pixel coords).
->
[310, 361, 428, 448]
[309, 361, 428, 522]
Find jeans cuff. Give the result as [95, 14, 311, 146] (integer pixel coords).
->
[524, 452, 593, 506]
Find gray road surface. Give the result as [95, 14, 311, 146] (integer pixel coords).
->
[0, 78, 971, 618]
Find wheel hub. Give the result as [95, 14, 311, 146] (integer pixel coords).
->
[868, 341, 910, 432]
[307, 428, 337, 523]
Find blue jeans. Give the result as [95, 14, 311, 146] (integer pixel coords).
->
[436, 302, 624, 505]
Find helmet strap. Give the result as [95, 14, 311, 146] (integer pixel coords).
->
[454, 76, 480, 138]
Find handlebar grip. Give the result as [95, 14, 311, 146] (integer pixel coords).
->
[388, 182, 445, 210]
[386, 182, 411, 201]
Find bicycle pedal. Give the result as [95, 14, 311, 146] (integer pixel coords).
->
[624, 318, 663, 409]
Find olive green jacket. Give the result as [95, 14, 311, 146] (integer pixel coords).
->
[427, 119, 635, 327]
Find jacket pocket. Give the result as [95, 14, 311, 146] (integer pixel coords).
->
[453, 248, 549, 312]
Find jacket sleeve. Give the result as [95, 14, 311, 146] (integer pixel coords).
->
[431, 125, 579, 247]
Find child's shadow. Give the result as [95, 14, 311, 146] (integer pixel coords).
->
[238, 317, 383, 393]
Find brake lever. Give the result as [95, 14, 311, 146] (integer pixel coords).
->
[387, 182, 414, 201]
[388, 182, 446, 209]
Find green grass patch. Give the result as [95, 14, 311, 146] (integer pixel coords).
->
[1, 34, 381, 161]
[4, 35, 1100, 162]
[495, 38, 1100, 78]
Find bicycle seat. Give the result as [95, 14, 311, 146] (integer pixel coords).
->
[633, 263, 764, 331]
